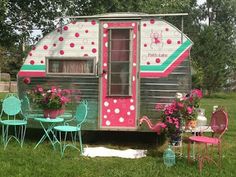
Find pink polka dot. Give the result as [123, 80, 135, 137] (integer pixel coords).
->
[167, 39, 172, 44]
[60, 50, 64, 55]
[150, 19, 155, 24]
[43, 45, 48, 50]
[92, 48, 97, 53]
[81, 46, 84, 49]
[103, 29, 108, 34]
[29, 52, 32, 56]
[146, 61, 150, 65]
[59, 37, 64, 41]
[143, 23, 147, 27]
[165, 28, 169, 31]
[30, 60, 35, 65]
[156, 58, 161, 63]
[91, 20, 96, 25]
[75, 33, 80, 37]
[84, 54, 88, 56]
[85, 30, 89, 33]
[144, 43, 147, 47]
[70, 43, 75, 48]
[63, 26, 68, 30]
[91, 41, 95, 45]
[40, 60, 44, 64]
[177, 40, 181, 44]
[32, 46, 36, 50]
[53, 43, 57, 47]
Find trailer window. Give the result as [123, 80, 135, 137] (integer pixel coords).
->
[108, 29, 132, 96]
[46, 57, 96, 75]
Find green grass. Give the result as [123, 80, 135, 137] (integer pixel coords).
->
[0, 92, 236, 177]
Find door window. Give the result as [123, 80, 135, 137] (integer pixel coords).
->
[108, 29, 132, 96]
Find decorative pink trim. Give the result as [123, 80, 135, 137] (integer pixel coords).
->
[18, 71, 46, 77]
[140, 48, 191, 78]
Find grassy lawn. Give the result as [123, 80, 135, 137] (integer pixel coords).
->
[0, 92, 236, 177]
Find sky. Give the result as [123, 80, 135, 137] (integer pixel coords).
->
[197, 0, 206, 5]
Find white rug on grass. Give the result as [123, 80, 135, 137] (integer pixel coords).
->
[82, 146, 147, 159]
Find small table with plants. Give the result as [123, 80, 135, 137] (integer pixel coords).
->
[33, 117, 64, 149]
[29, 85, 73, 149]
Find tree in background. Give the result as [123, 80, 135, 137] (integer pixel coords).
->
[191, 0, 236, 95]
[0, 0, 81, 78]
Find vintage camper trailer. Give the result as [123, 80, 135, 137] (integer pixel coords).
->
[17, 13, 193, 131]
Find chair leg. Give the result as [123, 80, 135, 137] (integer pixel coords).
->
[2, 125, 26, 149]
[56, 130, 83, 157]
[78, 131, 83, 154]
[61, 131, 68, 157]
[187, 140, 191, 163]
[218, 143, 222, 168]
[20, 125, 27, 148]
[198, 155, 203, 172]
[2, 125, 9, 149]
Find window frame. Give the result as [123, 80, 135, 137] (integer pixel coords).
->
[107, 28, 133, 97]
[46, 56, 96, 76]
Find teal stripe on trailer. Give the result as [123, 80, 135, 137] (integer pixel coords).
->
[21, 65, 46, 71]
[140, 39, 191, 72]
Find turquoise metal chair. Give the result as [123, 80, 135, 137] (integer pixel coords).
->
[0, 93, 27, 149]
[53, 100, 88, 157]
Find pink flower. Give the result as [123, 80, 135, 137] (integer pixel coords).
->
[37, 85, 43, 93]
[177, 102, 184, 108]
[155, 103, 164, 111]
[23, 77, 31, 84]
[60, 96, 70, 104]
[191, 89, 203, 99]
[51, 86, 57, 93]
[166, 117, 173, 124]
[160, 123, 167, 129]
[187, 106, 193, 114]
[31, 85, 73, 110]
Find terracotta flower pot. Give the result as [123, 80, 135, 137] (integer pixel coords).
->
[43, 109, 65, 119]
[185, 120, 197, 129]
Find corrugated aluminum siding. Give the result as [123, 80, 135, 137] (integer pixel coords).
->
[18, 77, 99, 130]
[140, 58, 191, 122]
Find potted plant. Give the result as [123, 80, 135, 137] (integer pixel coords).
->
[30, 85, 72, 118]
[155, 89, 203, 145]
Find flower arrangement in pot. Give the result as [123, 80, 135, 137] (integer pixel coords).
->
[155, 89, 203, 145]
[177, 89, 203, 129]
[30, 85, 72, 118]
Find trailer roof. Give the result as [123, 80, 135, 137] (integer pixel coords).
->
[61, 12, 188, 19]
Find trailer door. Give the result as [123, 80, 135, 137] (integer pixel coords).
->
[100, 21, 138, 130]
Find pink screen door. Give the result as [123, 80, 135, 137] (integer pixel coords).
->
[100, 21, 138, 129]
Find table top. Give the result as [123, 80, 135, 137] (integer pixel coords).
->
[183, 125, 213, 133]
[34, 117, 64, 123]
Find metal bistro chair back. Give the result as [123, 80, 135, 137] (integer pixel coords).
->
[54, 100, 88, 157]
[188, 109, 228, 171]
[210, 110, 228, 139]
[75, 100, 88, 125]
[0, 93, 27, 149]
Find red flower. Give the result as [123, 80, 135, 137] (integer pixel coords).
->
[23, 77, 31, 84]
